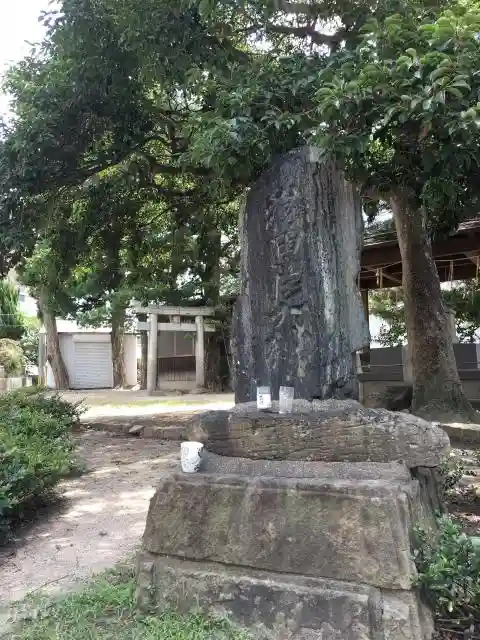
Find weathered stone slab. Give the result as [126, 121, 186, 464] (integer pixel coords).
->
[230, 398, 363, 414]
[136, 554, 434, 640]
[439, 421, 480, 446]
[232, 148, 369, 403]
[201, 450, 412, 480]
[142, 470, 416, 589]
[199, 452, 441, 533]
[188, 406, 450, 467]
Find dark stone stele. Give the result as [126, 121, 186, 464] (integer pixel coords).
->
[232, 147, 369, 403]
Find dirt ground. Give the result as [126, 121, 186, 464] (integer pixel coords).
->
[0, 432, 179, 611]
[1, 420, 478, 636]
[58, 390, 234, 419]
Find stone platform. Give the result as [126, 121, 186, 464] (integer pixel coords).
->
[136, 402, 448, 639]
[137, 556, 432, 640]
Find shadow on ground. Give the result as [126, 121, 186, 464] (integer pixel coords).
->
[0, 432, 179, 605]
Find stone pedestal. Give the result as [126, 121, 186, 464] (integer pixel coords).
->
[136, 402, 448, 639]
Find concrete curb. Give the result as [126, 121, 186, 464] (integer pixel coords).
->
[80, 416, 480, 448]
[79, 416, 187, 441]
[141, 425, 186, 440]
[440, 422, 480, 447]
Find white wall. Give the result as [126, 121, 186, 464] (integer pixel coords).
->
[18, 286, 38, 317]
[46, 333, 138, 389]
[124, 334, 137, 387]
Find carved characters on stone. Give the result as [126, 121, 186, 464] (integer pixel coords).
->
[232, 147, 369, 402]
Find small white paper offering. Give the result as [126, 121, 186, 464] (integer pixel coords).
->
[256, 386, 272, 410]
[279, 386, 294, 414]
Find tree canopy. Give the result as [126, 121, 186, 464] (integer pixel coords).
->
[314, 5, 480, 230]
[2, 0, 480, 414]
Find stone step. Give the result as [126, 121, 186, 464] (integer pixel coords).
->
[136, 554, 433, 640]
[439, 421, 480, 446]
[188, 405, 449, 467]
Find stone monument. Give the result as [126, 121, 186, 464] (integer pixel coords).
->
[136, 150, 449, 639]
[232, 147, 369, 402]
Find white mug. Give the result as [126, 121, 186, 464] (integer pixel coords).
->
[180, 441, 204, 473]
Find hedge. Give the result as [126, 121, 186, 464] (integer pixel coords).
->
[0, 389, 81, 542]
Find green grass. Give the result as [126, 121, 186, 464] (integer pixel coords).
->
[8, 566, 250, 640]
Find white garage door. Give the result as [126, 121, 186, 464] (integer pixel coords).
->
[72, 341, 114, 389]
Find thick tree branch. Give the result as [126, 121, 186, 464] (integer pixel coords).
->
[82, 135, 169, 179]
[150, 160, 211, 177]
[273, 0, 322, 15]
[266, 24, 346, 47]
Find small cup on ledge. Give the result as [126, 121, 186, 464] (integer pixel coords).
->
[180, 441, 204, 473]
[279, 386, 294, 414]
[256, 386, 272, 410]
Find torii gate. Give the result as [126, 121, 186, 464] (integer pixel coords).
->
[134, 305, 216, 395]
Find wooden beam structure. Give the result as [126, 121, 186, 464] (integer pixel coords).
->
[133, 304, 215, 317]
[146, 313, 158, 395]
[361, 219, 480, 290]
[136, 321, 216, 332]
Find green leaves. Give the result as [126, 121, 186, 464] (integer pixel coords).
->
[0, 281, 25, 341]
[312, 2, 480, 226]
[3, 0, 480, 311]
[414, 515, 480, 635]
[0, 390, 79, 542]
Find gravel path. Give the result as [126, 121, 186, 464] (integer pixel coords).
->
[0, 432, 179, 609]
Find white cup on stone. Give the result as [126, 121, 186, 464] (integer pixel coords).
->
[256, 386, 272, 410]
[279, 386, 294, 413]
[180, 441, 204, 473]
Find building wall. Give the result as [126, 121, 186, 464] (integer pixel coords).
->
[124, 334, 138, 387]
[361, 377, 480, 406]
[360, 344, 480, 406]
[6, 269, 37, 317]
[46, 333, 137, 389]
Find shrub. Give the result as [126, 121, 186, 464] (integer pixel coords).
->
[0, 280, 25, 341]
[19, 316, 40, 370]
[437, 456, 465, 502]
[0, 387, 85, 427]
[0, 338, 25, 376]
[413, 515, 480, 637]
[0, 390, 80, 542]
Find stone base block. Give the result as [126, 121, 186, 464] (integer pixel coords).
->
[136, 553, 433, 640]
[142, 468, 422, 589]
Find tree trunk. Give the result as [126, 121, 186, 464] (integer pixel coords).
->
[140, 331, 148, 389]
[390, 191, 476, 422]
[111, 304, 127, 388]
[204, 330, 231, 391]
[38, 290, 70, 390]
[202, 228, 222, 306]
